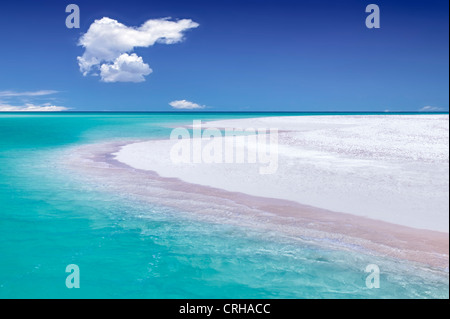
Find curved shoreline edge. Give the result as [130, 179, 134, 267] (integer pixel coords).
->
[115, 115, 449, 231]
[63, 139, 449, 271]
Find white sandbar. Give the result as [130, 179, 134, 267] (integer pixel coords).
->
[114, 115, 449, 232]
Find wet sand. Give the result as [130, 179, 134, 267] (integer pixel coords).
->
[63, 140, 449, 270]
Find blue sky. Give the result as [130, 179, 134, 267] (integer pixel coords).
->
[0, 0, 448, 112]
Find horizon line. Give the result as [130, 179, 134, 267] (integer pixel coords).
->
[0, 111, 449, 114]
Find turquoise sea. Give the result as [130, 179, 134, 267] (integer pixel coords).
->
[0, 112, 448, 299]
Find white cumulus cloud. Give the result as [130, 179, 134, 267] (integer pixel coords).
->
[169, 100, 206, 110]
[100, 53, 152, 83]
[77, 17, 199, 82]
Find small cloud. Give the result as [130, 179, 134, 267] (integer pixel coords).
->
[0, 90, 59, 97]
[0, 103, 69, 112]
[169, 100, 206, 110]
[419, 106, 444, 112]
[78, 17, 199, 82]
[100, 53, 152, 83]
[0, 90, 68, 111]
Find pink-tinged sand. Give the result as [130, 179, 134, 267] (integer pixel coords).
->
[63, 140, 449, 270]
[115, 115, 449, 232]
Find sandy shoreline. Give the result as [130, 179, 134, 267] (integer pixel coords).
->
[63, 140, 449, 269]
[115, 115, 449, 232]
[62, 115, 449, 270]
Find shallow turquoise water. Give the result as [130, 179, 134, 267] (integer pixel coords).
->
[0, 113, 448, 298]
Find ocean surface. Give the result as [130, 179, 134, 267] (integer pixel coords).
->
[0, 112, 448, 298]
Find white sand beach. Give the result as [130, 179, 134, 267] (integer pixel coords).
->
[114, 115, 449, 232]
[64, 114, 449, 269]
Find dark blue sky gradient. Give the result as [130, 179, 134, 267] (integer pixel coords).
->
[0, 0, 448, 111]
